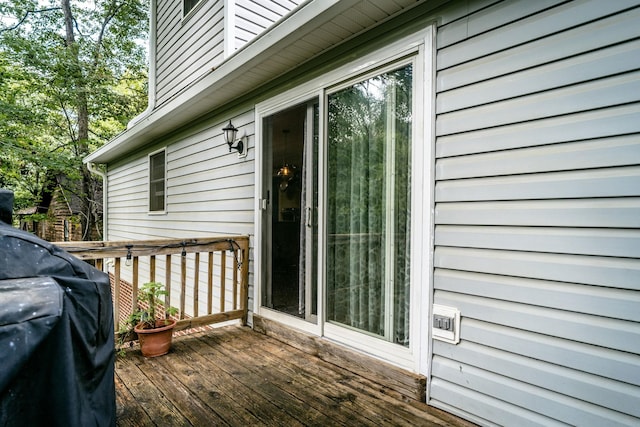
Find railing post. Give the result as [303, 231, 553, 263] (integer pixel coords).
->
[240, 242, 250, 326]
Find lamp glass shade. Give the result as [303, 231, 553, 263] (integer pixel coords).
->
[223, 120, 238, 145]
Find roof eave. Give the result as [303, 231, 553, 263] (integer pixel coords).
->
[85, 0, 407, 164]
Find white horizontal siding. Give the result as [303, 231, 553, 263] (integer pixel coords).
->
[431, 0, 640, 425]
[436, 198, 640, 228]
[438, 39, 640, 113]
[436, 0, 639, 69]
[435, 270, 640, 322]
[435, 246, 639, 290]
[436, 103, 640, 158]
[436, 290, 640, 354]
[430, 377, 564, 427]
[438, 6, 640, 92]
[436, 225, 640, 258]
[461, 318, 640, 387]
[106, 108, 255, 242]
[434, 340, 640, 417]
[431, 357, 639, 427]
[437, 71, 640, 135]
[436, 135, 640, 180]
[437, 0, 560, 49]
[436, 166, 640, 202]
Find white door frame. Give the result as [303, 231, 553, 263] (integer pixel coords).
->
[254, 25, 435, 373]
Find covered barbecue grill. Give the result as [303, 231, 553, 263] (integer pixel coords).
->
[0, 189, 115, 426]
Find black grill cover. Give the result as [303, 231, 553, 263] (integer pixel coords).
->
[0, 222, 115, 426]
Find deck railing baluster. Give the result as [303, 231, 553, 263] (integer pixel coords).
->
[113, 258, 121, 331]
[207, 252, 213, 315]
[131, 256, 139, 315]
[150, 255, 156, 282]
[165, 254, 171, 317]
[220, 251, 226, 312]
[180, 252, 187, 320]
[193, 252, 200, 317]
[233, 251, 238, 310]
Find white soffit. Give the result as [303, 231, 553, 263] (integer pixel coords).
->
[85, 0, 419, 164]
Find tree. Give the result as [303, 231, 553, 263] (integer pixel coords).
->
[0, 0, 148, 239]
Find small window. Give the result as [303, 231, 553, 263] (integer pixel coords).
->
[149, 150, 166, 212]
[183, 0, 202, 17]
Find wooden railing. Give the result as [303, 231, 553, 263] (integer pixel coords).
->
[57, 236, 250, 334]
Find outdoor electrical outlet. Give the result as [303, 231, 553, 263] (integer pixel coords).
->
[433, 314, 454, 331]
[432, 304, 461, 344]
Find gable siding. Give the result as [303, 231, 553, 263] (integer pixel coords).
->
[155, 0, 302, 107]
[431, 1, 640, 426]
[155, 0, 225, 106]
[234, 0, 302, 48]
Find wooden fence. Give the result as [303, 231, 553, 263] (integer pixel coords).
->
[57, 236, 250, 334]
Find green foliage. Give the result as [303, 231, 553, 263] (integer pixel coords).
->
[22, 212, 53, 223]
[0, 1, 148, 236]
[136, 281, 178, 329]
[117, 281, 178, 356]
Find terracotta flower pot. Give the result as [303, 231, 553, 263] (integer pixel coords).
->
[134, 318, 176, 357]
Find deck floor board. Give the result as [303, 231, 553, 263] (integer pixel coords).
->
[116, 325, 472, 426]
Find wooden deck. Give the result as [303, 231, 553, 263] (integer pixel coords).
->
[116, 325, 473, 427]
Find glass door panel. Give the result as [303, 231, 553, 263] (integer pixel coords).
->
[262, 101, 318, 321]
[326, 65, 412, 346]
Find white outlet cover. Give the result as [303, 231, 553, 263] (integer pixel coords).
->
[432, 304, 461, 344]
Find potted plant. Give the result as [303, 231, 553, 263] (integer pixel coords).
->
[118, 281, 178, 357]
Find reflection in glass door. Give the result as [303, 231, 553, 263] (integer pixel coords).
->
[326, 65, 413, 346]
[262, 101, 318, 321]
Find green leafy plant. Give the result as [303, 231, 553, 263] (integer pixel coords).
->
[117, 281, 178, 356]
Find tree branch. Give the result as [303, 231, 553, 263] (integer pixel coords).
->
[0, 8, 61, 34]
[92, 1, 129, 69]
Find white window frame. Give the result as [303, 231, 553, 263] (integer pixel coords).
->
[148, 148, 167, 214]
[182, 0, 206, 20]
[254, 25, 435, 372]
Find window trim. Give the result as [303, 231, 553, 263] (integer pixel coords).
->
[148, 148, 167, 215]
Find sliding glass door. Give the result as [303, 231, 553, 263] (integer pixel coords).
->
[260, 64, 415, 347]
[257, 28, 434, 368]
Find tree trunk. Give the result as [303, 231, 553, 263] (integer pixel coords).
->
[61, 0, 99, 240]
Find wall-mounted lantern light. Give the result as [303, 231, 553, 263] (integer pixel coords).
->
[223, 120, 245, 156]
